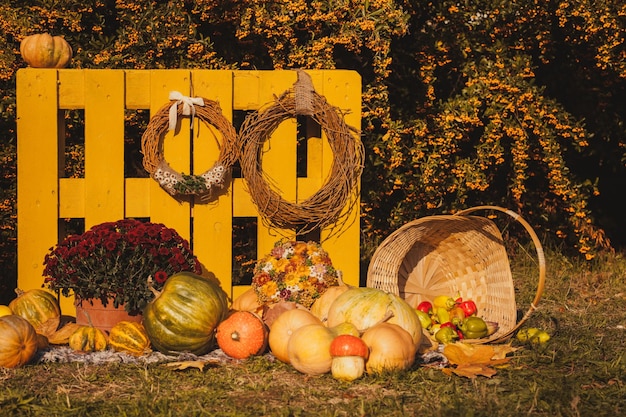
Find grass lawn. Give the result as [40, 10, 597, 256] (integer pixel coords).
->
[1, 249, 625, 416]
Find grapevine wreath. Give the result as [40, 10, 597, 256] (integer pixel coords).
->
[239, 70, 365, 235]
[141, 92, 237, 198]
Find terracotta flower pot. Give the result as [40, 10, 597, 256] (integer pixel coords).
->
[75, 298, 142, 332]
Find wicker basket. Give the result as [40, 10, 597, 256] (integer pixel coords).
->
[366, 206, 546, 344]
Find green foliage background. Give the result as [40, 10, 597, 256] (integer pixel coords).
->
[1, 0, 625, 302]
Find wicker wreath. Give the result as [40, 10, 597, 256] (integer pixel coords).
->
[141, 93, 237, 198]
[239, 70, 365, 235]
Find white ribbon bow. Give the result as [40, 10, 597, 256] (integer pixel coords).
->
[168, 91, 205, 131]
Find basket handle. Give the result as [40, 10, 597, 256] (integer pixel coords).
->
[454, 205, 546, 343]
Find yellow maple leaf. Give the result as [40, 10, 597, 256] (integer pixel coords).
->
[443, 343, 495, 365]
[491, 343, 520, 360]
[442, 342, 519, 378]
[443, 363, 498, 378]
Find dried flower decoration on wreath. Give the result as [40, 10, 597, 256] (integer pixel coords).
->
[141, 91, 237, 198]
[251, 240, 342, 309]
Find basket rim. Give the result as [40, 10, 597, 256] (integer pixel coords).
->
[453, 205, 546, 343]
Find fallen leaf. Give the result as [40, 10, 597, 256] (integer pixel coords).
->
[443, 364, 498, 378]
[443, 343, 495, 365]
[441, 342, 519, 378]
[491, 343, 520, 360]
[165, 359, 221, 371]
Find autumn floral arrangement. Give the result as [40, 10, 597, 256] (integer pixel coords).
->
[251, 240, 341, 309]
[43, 219, 202, 313]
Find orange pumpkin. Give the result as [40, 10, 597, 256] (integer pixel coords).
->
[0, 315, 39, 368]
[216, 311, 268, 359]
[9, 288, 61, 334]
[20, 33, 73, 68]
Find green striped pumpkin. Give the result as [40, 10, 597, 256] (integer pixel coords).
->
[143, 272, 228, 355]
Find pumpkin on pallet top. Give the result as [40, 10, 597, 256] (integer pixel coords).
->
[20, 33, 72, 68]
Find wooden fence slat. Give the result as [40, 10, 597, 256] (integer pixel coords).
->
[16, 69, 61, 296]
[318, 70, 362, 287]
[84, 70, 126, 228]
[190, 70, 235, 293]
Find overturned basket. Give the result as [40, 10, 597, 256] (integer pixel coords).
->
[366, 206, 546, 344]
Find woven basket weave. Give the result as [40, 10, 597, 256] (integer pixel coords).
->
[366, 206, 546, 344]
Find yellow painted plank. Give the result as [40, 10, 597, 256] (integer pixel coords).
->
[232, 285, 252, 303]
[147, 70, 192, 240]
[16, 69, 61, 294]
[59, 178, 84, 218]
[124, 178, 151, 218]
[58, 69, 84, 109]
[84, 70, 126, 228]
[125, 70, 151, 109]
[252, 71, 299, 257]
[190, 70, 235, 294]
[318, 70, 362, 287]
[296, 119, 325, 201]
[232, 178, 259, 217]
[232, 71, 261, 110]
[233, 70, 299, 110]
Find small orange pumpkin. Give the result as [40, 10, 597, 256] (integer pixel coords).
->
[20, 33, 73, 68]
[216, 311, 268, 359]
[0, 315, 39, 368]
[287, 323, 335, 375]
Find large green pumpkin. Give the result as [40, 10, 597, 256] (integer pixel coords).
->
[143, 272, 228, 355]
[326, 287, 422, 347]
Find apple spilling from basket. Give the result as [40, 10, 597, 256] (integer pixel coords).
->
[414, 295, 500, 344]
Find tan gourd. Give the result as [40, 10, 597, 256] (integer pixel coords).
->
[268, 308, 321, 363]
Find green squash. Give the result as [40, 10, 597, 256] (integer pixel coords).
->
[143, 272, 228, 355]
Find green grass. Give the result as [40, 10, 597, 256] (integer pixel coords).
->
[2, 249, 625, 416]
